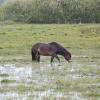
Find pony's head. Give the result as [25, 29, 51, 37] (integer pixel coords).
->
[62, 49, 71, 62]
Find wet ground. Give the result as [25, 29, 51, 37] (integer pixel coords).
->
[0, 56, 100, 100]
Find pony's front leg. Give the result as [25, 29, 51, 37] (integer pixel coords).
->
[55, 55, 60, 63]
[37, 55, 40, 62]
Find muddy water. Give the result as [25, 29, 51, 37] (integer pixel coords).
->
[0, 57, 100, 100]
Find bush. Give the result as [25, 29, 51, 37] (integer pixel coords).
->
[0, 0, 100, 23]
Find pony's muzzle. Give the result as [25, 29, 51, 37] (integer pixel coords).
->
[68, 60, 72, 63]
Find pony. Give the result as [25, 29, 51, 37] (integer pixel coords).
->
[31, 42, 71, 63]
[36, 43, 60, 63]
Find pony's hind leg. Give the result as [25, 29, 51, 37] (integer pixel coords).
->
[37, 55, 40, 62]
[36, 52, 40, 63]
[31, 50, 36, 61]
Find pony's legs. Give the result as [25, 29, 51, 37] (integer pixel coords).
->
[36, 52, 40, 62]
[37, 55, 40, 62]
[51, 54, 60, 63]
[55, 55, 60, 63]
[51, 56, 54, 63]
[31, 50, 36, 61]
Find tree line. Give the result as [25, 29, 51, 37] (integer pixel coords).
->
[0, 0, 100, 23]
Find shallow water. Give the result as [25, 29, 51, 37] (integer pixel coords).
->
[0, 56, 100, 100]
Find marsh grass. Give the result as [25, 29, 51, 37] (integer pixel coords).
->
[0, 62, 100, 99]
[0, 24, 100, 57]
[1, 79, 16, 84]
[0, 84, 35, 93]
[0, 24, 100, 99]
[0, 25, 99, 57]
[0, 73, 9, 77]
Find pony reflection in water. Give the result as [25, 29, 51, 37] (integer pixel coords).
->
[31, 42, 71, 63]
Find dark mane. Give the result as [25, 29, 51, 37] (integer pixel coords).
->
[49, 42, 62, 47]
[49, 42, 70, 56]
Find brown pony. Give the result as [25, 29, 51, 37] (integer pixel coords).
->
[31, 42, 71, 63]
[36, 43, 60, 63]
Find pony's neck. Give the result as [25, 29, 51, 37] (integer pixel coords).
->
[62, 48, 70, 56]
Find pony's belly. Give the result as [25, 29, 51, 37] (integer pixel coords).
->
[40, 53, 52, 56]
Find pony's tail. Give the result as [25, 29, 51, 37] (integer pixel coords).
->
[31, 49, 36, 61]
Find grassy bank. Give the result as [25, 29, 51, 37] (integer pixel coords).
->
[0, 23, 100, 60]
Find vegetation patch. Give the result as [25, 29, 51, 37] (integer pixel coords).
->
[0, 73, 9, 77]
[0, 0, 100, 23]
[1, 79, 16, 84]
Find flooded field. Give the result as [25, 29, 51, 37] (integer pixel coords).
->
[0, 24, 100, 99]
[0, 55, 100, 100]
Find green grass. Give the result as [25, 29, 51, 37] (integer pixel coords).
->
[0, 23, 100, 59]
[0, 73, 9, 77]
[1, 79, 16, 84]
[0, 83, 35, 93]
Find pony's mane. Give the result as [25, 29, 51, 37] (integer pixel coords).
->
[49, 42, 71, 57]
[49, 42, 66, 53]
[49, 42, 63, 49]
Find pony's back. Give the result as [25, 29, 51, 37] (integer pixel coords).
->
[49, 42, 71, 57]
[49, 42, 65, 54]
[49, 42, 63, 49]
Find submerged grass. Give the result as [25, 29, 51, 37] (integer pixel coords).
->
[1, 79, 16, 84]
[0, 73, 9, 77]
[0, 84, 35, 93]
